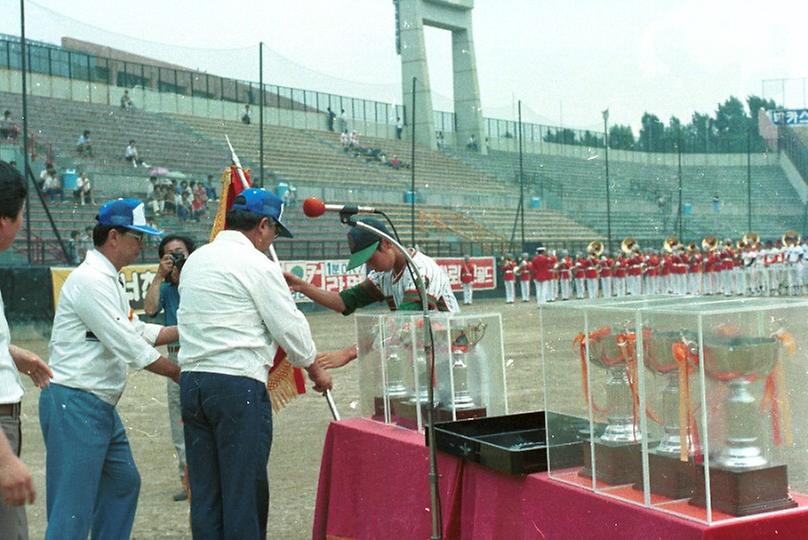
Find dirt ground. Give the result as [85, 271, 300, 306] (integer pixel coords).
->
[12, 296, 543, 539]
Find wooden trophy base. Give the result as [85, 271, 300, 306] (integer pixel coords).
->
[634, 452, 695, 499]
[373, 396, 404, 422]
[580, 441, 642, 485]
[690, 463, 797, 516]
[435, 405, 487, 423]
[394, 398, 433, 430]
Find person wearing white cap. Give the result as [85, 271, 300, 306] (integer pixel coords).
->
[39, 198, 181, 540]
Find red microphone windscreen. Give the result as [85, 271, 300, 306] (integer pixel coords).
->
[303, 197, 326, 218]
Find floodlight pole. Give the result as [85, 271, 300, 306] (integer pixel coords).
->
[518, 101, 525, 251]
[20, 0, 31, 264]
[259, 41, 264, 187]
[410, 76, 417, 247]
[603, 109, 612, 254]
[747, 129, 752, 232]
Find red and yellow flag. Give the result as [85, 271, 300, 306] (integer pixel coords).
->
[210, 165, 307, 411]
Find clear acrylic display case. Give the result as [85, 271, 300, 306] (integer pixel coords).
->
[356, 312, 508, 432]
[540, 296, 808, 524]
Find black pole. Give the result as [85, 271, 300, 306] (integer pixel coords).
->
[20, 0, 31, 264]
[677, 133, 683, 239]
[747, 129, 752, 232]
[603, 110, 612, 253]
[410, 76, 416, 247]
[259, 42, 264, 187]
[518, 101, 525, 252]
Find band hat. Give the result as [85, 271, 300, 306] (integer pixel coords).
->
[97, 199, 163, 236]
[346, 217, 391, 271]
[230, 188, 293, 238]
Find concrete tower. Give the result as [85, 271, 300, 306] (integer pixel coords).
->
[396, 0, 486, 154]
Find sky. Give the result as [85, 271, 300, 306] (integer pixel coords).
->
[2, 0, 807, 133]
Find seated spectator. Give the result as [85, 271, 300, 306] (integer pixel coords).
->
[191, 182, 208, 221]
[39, 162, 55, 190]
[340, 130, 350, 149]
[66, 230, 81, 265]
[164, 187, 177, 215]
[204, 174, 218, 201]
[241, 104, 251, 125]
[466, 134, 478, 151]
[74, 171, 96, 206]
[0, 110, 19, 141]
[147, 186, 164, 216]
[120, 90, 134, 110]
[389, 154, 400, 170]
[177, 191, 192, 222]
[287, 185, 298, 207]
[436, 131, 445, 149]
[350, 130, 359, 147]
[43, 169, 64, 204]
[125, 140, 148, 167]
[76, 130, 93, 157]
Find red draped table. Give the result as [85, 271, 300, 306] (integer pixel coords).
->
[313, 418, 808, 539]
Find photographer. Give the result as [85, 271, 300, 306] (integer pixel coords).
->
[144, 234, 194, 502]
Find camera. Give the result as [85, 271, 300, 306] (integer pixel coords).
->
[169, 251, 186, 271]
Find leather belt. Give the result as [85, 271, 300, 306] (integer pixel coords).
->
[0, 403, 21, 418]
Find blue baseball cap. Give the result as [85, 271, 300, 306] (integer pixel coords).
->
[97, 199, 163, 236]
[231, 188, 293, 238]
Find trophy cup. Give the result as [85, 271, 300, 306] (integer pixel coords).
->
[436, 321, 489, 421]
[373, 338, 410, 422]
[578, 326, 643, 485]
[640, 330, 699, 499]
[690, 333, 797, 516]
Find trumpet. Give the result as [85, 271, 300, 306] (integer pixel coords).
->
[587, 240, 605, 257]
[782, 229, 801, 247]
[621, 237, 638, 255]
[663, 236, 680, 253]
[701, 235, 718, 252]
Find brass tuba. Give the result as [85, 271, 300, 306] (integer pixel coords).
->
[663, 236, 680, 253]
[782, 230, 801, 247]
[701, 235, 718, 252]
[587, 240, 605, 257]
[687, 241, 698, 253]
[742, 232, 759, 246]
[621, 237, 638, 255]
[736, 239, 747, 251]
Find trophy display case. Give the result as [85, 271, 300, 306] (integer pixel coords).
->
[541, 296, 808, 524]
[356, 312, 508, 432]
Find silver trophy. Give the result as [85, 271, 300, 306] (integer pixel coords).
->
[449, 321, 488, 410]
[702, 336, 780, 469]
[588, 328, 642, 444]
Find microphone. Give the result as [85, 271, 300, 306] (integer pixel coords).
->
[302, 197, 378, 218]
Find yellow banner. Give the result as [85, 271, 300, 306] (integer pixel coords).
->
[50, 263, 159, 314]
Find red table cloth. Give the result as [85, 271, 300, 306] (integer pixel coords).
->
[313, 418, 808, 539]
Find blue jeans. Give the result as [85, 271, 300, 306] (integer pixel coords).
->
[180, 371, 272, 540]
[39, 384, 140, 540]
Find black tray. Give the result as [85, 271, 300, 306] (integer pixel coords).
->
[427, 411, 588, 475]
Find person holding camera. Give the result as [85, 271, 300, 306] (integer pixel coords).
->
[144, 234, 194, 502]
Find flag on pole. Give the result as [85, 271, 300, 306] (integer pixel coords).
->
[209, 165, 307, 411]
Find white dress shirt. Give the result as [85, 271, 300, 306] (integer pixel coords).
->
[0, 291, 24, 404]
[177, 230, 316, 383]
[48, 249, 162, 405]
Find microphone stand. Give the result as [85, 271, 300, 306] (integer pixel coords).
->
[346, 215, 442, 540]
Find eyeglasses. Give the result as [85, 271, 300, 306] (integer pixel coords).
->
[123, 231, 145, 244]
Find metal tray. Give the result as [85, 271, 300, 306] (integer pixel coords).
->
[427, 411, 587, 475]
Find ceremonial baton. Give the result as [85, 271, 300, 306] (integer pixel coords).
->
[225, 135, 340, 421]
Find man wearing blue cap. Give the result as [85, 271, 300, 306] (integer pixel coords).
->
[285, 217, 458, 369]
[39, 198, 182, 540]
[177, 188, 331, 539]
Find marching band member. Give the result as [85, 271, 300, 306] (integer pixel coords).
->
[517, 253, 532, 302]
[783, 231, 803, 296]
[501, 254, 517, 304]
[742, 241, 758, 295]
[532, 247, 554, 305]
[627, 245, 644, 296]
[613, 253, 627, 298]
[719, 241, 734, 297]
[646, 249, 661, 295]
[688, 244, 703, 296]
[557, 252, 573, 300]
[573, 252, 587, 299]
[584, 242, 602, 299]
[732, 241, 746, 295]
[600, 252, 614, 298]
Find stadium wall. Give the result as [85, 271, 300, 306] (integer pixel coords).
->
[0, 68, 776, 168]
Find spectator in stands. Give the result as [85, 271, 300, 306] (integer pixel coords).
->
[389, 154, 400, 170]
[204, 174, 218, 201]
[67, 230, 81, 265]
[349, 130, 359, 148]
[287, 185, 297, 207]
[326, 107, 336, 131]
[120, 90, 134, 110]
[147, 187, 164, 216]
[164, 185, 177, 215]
[191, 182, 207, 221]
[78, 225, 93, 259]
[76, 130, 93, 157]
[0, 110, 19, 141]
[74, 171, 96, 206]
[340, 130, 350, 150]
[241, 104, 252, 125]
[395, 117, 403, 139]
[177, 192, 192, 222]
[466, 134, 478, 151]
[125, 140, 147, 168]
[39, 162, 56, 191]
[712, 194, 721, 214]
[338, 108, 347, 133]
[436, 131, 445, 149]
[43, 168, 64, 204]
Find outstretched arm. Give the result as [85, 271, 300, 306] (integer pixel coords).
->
[283, 271, 347, 313]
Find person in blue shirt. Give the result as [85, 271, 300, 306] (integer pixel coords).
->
[144, 234, 195, 501]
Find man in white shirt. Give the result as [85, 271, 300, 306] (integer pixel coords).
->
[0, 161, 52, 538]
[178, 188, 331, 539]
[39, 198, 181, 540]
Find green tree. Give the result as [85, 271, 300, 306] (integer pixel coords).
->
[638, 113, 664, 152]
[608, 124, 635, 150]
